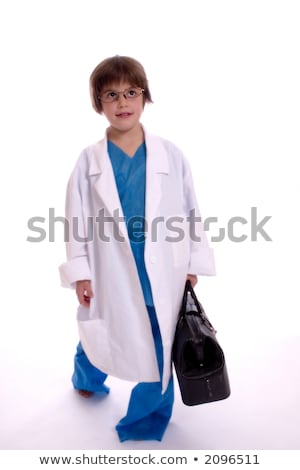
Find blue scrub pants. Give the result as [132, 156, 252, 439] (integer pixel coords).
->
[72, 306, 174, 442]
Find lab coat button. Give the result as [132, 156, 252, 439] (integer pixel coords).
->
[150, 255, 157, 263]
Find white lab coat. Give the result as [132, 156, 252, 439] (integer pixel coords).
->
[59, 127, 215, 392]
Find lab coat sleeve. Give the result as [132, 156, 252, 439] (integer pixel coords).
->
[182, 157, 216, 276]
[59, 159, 92, 288]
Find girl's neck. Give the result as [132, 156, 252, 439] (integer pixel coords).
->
[107, 124, 145, 158]
[107, 124, 144, 147]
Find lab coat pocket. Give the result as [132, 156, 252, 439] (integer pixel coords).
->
[76, 305, 112, 372]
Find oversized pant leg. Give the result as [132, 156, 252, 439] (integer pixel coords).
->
[72, 342, 110, 395]
[115, 306, 174, 442]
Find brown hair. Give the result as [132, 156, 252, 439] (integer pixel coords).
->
[90, 55, 153, 114]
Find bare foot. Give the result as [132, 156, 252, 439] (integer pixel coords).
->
[77, 389, 94, 398]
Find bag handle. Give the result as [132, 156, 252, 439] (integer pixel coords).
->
[183, 280, 216, 333]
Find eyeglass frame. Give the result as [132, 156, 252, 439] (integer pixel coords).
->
[98, 87, 145, 103]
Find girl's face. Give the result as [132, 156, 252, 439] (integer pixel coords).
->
[100, 81, 144, 134]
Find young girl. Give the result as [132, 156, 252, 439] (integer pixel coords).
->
[59, 55, 215, 442]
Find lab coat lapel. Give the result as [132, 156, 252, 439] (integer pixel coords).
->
[88, 137, 129, 243]
[144, 130, 170, 222]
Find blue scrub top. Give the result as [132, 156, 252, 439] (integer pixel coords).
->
[107, 140, 154, 306]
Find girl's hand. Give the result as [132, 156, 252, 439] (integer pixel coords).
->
[187, 274, 198, 287]
[76, 280, 94, 307]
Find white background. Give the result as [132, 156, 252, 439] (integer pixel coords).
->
[0, 0, 299, 451]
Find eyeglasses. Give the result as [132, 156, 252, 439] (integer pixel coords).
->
[99, 87, 144, 103]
